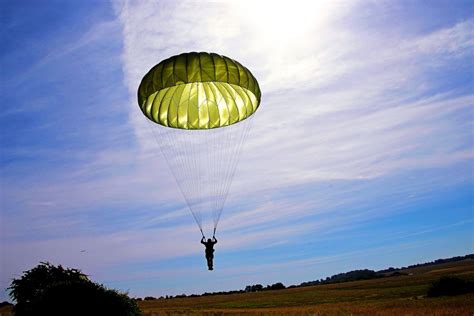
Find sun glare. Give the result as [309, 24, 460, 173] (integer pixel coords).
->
[233, 0, 332, 43]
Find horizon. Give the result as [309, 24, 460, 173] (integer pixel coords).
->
[1, 0, 473, 302]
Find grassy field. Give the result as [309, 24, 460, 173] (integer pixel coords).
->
[1, 259, 473, 315]
[137, 259, 474, 316]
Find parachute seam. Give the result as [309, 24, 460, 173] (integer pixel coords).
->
[214, 82, 233, 126]
[239, 84, 257, 114]
[223, 56, 230, 88]
[207, 82, 220, 128]
[230, 58, 241, 86]
[210, 53, 218, 83]
[148, 92, 158, 121]
[222, 81, 240, 125]
[198, 52, 203, 87]
[172, 54, 177, 87]
[154, 90, 168, 122]
[176, 82, 187, 129]
[185, 55, 192, 128]
[220, 82, 241, 123]
[237, 62, 249, 91]
[167, 86, 178, 127]
[232, 85, 249, 120]
[160, 85, 175, 126]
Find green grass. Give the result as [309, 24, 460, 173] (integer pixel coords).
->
[138, 259, 474, 315]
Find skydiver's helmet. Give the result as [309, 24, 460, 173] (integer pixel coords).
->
[208, 238, 212, 243]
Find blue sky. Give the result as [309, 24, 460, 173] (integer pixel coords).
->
[1, 0, 473, 301]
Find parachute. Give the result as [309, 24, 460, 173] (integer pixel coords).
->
[138, 52, 261, 237]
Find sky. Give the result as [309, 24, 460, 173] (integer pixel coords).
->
[1, 0, 473, 301]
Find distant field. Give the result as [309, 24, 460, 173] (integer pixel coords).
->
[1, 259, 473, 316]
[137, 259, 474, 316]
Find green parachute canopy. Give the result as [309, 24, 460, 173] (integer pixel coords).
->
[137, 52, 261, 237]
[138, 52, 261, 129]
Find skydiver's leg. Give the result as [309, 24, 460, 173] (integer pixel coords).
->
[210, 253, 214, 270]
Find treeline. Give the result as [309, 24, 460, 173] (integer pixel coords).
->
[295, 254, 474, 288]
[134, 283, 287, 301]
[244, 282, 286, 292]
[135, 290, 247, 301]
[296, 269, 382, 287]
[378, 254, 474, 273]
[134, 254, 473, 301]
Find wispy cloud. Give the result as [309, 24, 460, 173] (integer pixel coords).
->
[116, 0, 474, 186]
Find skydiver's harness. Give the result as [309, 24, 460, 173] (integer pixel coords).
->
[201, 228, 217, 258]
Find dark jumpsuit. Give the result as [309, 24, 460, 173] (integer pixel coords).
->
[201, 237, 217, 270]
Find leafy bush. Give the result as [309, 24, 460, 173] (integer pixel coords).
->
[9, 262, 141, 316]
[33, 281, 142, 316]
[9, 262, 89, 315]
[427, 276, 474, 297]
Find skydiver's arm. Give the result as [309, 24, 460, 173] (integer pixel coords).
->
[213, 237, 217, 244]
[201, 237, 205, 244]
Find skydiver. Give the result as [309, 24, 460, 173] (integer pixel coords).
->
[201, 236, 217, 270]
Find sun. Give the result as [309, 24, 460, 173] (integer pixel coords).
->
[232, 0, 334, 44]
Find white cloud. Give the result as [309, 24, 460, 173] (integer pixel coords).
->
[115, 0, 473, 188]
[4, 0, 468, 245]
[2, 0, 470, 240]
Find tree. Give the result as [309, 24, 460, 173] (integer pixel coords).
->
[253, 284, 263, 292]
[427, 276, 474, 297]
[33, 281, 141, 316]
[9, 262, 141, 316]
[244, 284, 263, 292]
[269, 282, 285, 290]
[9, 262, 88, 315]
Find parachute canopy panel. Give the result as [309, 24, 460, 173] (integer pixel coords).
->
[138, 52, 261, 129]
